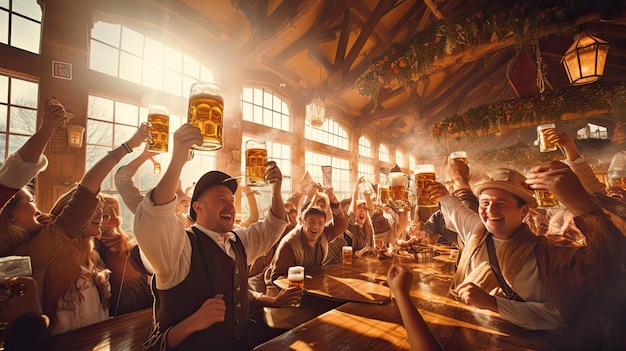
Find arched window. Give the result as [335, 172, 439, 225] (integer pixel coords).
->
[89, 22, 214, 96]
[358, 136, 372, 158]
[577, 123, 608, 140]
[0, 0, 41, 54]
[304, 151, 350, 199]
[0, 74, 38, 160]
[378, 144, 389, 163]
[305, 118, 349, 151]
[241, 87, 290, 131]
[395, 149, 405, 168]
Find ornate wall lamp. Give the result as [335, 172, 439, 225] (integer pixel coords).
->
[561, 31, 609, 86]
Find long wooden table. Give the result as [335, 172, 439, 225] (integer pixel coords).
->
[257, 256, 555, 351]
[43, 307, 153, 351]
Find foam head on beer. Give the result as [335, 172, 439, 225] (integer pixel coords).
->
[287, 266, 305, 307]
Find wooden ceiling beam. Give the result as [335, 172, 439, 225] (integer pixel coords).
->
[422, 0, 444, 20]
[334, 9, 351, 66]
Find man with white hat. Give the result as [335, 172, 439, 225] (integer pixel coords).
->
[436, 160, 624, 349]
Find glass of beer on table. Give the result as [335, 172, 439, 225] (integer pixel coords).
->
[146, 104, 170, 152]
[415, 164, 438, 207]
[537, 123, 557, 152]
[287, 266, 305, 307]
[245, 139, 267, 186]
[450, 151, 468, 164]
[188, 82, 224, 151]
[342, 246, 353, 264]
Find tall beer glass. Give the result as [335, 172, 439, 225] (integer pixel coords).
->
[450, 151, 468, 164]
[188, 82, 224, 151]
[534, 189, 559, 208]
[245, 139, 267, 186]
[378, 184, 389, 204]
[537, 124, 557, 152]
[415, 164, 437, 207]
[147, 105, 170, 152]
[389, 171, 405, 201]
[287, 266, 305, 307]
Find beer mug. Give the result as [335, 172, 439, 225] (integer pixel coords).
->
[537, 124, 557, 152]
[534, 189, 559, 208]
[188, 82, 224, 151]
[378, 184, 389, 204]
[415, 164, 438, 207]
[389, 172, 405, 201]
[342, 246, 353, 264]
[245, 139, 267, 187]
[287, 266, 305, 307]
[450, 151, 468, 164]
[147, 105, 170, 152]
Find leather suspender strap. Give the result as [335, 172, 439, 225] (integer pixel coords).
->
[485, 234, 524, 302]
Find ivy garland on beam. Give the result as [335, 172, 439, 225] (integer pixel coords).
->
[430, 82, 626, 139]
[354, 0, 592, 103]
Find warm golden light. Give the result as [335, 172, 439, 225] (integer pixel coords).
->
[305, 96, 325, 127]
[561, 32, 609, 86]
[67, 124, 85, 148]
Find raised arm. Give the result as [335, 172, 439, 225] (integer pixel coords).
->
[239, 185, 259, 227]
[18, 98, 66, 163]
[387, 265, 444, 351]
[265, 161, 287, 221]
[114, 145, 157, 213]
[80, 125, 150, 194]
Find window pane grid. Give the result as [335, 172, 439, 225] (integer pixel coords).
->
[241, 87, 290, 132]
[304, 151, 350, 200]
[395, 150, 404, 168]
[2, 0, 41, 54]
[304, 119, 348, 151]
[0, 74, 38, 161]
[358, 136, 372, 158]
[358, 163, 374, 182]
[379, 144, 389, 163]
[89, 21, 214, 98]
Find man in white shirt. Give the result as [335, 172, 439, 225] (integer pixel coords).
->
[135, 124, 288, 350]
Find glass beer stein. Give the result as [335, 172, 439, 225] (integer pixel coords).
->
[537, 123, 557, 152]
[287, 266, 305, 307]
[415, 164, 438, 207]
[245, 139, 267, 186]
[389, 171, 405, 201]
[147, 104, 170, 152]
[188, 82, 224, 151]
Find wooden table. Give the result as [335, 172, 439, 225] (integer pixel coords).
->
[256, 257, 555, 351]
[44, 308, 153, 351]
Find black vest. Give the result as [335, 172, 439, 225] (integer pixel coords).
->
[154, 227, 249, 350]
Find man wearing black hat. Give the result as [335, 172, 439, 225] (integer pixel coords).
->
[134, 124, 289, 350]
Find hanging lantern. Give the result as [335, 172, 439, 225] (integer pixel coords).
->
[561, 32, 609, 86]
[67, 124, 85, 148]
[305, 95, 325, 127]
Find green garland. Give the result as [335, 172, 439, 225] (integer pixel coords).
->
[354, 0, 591, 101]
[431, 82, 626, 139]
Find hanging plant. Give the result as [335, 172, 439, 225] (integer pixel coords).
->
[355, 0, 592, 100]
[431, 82, 626, 140]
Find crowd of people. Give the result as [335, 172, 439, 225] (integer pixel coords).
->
[0, 97, 624, 351]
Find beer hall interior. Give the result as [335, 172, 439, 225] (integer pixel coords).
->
[2, 0, 626, 350]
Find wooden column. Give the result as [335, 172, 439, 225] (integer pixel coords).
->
[37, 0, 92, 212]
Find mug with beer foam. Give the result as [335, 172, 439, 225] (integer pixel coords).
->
[245, 139, 267, 186]
[147, 104, 170, 152]
[287, 266, 305, 307]
[389, 171, 405, 201]
[415, 164, 438, 207]
[450, 151, 468, 164]
[378, 184, 390, 204]
[537, 124, 557, 152]
[342, 246, 353, 264]
[188, 82, 224, 151]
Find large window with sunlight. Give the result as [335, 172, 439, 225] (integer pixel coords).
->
[0, 0, 41, 54]
[577, 123, 608, 140]
[358, 163, 374, 183]
[378, 144, 389, 163]
[305, 118, 348, 151]
[304, 151, 350, 199]
[358, 136, 372, 158]
[90, 21, 214, 96]
[0, 74, 38, 160]
[241, 87, 290, 131]
[409, 155, 416, 172]
[395, 149, 405, 168]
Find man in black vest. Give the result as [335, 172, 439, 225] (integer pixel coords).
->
[135, 124, 289, 350]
